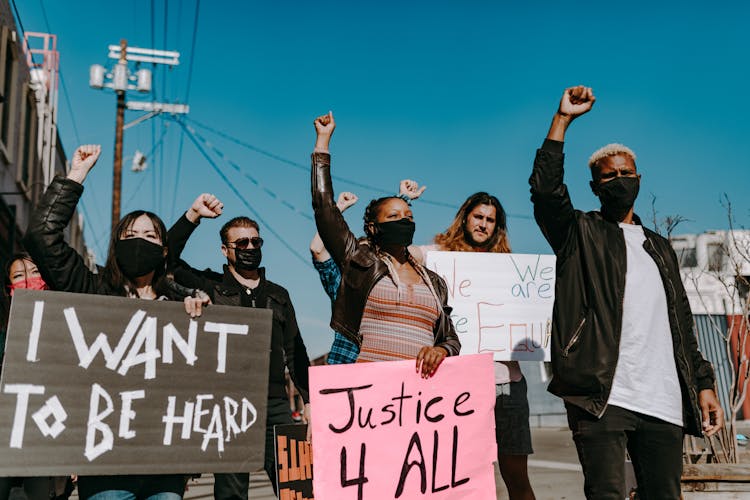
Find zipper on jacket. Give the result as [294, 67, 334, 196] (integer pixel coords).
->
[562, 316, 587, 357]
[645, 238, 699, 422]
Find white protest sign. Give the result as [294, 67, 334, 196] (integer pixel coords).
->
[425, 251, 555, 361]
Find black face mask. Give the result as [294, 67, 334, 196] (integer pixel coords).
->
[234, 247, 262, 271]
[374, 218, 416, 247]
[115, 238, 165, 278]
[596, 176, 640, 221]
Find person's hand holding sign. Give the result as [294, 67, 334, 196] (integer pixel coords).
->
[416, 346, 448, 379]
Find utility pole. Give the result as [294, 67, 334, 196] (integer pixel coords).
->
[89, 40, 187, 233]
[112, 40, 127, 229]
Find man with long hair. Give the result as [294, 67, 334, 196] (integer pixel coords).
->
[412, 192, 536, 500]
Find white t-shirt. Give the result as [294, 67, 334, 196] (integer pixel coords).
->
[607, 223, 684, 427]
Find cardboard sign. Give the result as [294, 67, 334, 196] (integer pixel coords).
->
[275, 424, 313, 500]
[0, 290, 272, 476]
[425, 251, 555, 361]
[309, 354, 496, 500]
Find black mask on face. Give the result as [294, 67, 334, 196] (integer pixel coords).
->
[596, 176, 640, 221]
[234, 247, 262, 271]
[115, 238, 165, 278]
[374, 218, 416, 247]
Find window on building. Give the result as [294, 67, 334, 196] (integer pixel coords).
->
[677, 247, 698, 268]
[707, 242, 726, 272]
[0, 26, 18, 159]
[18, 91, 36, 197]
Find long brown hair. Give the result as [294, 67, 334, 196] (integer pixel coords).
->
[434, 192, 511, 253]
[102, 210, 169, 297]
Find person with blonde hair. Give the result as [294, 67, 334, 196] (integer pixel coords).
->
[530, 85, 723, 498]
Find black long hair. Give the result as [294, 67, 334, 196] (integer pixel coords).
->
[101, 210, 169, 297]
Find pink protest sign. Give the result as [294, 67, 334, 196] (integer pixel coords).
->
[309, 353, 496, 500]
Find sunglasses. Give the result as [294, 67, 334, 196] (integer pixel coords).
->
[227, 237, 264, 250]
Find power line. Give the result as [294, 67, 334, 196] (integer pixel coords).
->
[77, 199, 107, 259]
[183, 0, 201, 103]
[37, 0, 109, 239]
[10, 0, 24, 35]
[184, 117, 461, 209]
[170, 131, 186, 220]
[38, 1, 81, 145]
[170, 0, 201, 220]
[185, 117, 535, 220]
[171, 116, 312, 221]
[124, 120, 170, 211]
[159, 0, 168, 214]
[176, 118, 313, 269]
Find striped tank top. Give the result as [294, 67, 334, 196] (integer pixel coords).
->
[356, 276, 439, 363]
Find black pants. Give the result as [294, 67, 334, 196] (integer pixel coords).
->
[0, 477, 71, 500]
[566, 403, 683, 500]
[214, 398, 294, 500]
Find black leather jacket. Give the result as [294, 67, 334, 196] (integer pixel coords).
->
[529, 139, 715, 436]
[167, 214, 310, 403]
[311, 152, 461, 356]
[23, 176, 187, 497]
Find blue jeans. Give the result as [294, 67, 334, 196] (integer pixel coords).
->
[88, 492, 181, 500]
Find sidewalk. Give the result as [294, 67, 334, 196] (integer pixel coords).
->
[179, 427, 585, 500]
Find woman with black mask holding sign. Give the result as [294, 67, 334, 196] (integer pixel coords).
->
[24, 145, 201, 500]
[311, 113, 460, 376]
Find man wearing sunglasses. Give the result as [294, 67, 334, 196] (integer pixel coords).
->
[168, 194, 311, 500]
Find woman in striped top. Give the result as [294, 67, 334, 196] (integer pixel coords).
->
[311, 112, 460, 377]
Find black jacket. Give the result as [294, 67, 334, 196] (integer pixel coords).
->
[23, 176, 186, 498]
[529, 140, 715, 436]
[311, 151, 461, 356]
[167, 214, 310, 403]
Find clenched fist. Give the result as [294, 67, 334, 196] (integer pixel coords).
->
[558, 85, 596, 119]
[336, 192, 358, 213]
[68, 145, 102, 184]
[314, 111, 335, 152]
[186, 193, 224, 223]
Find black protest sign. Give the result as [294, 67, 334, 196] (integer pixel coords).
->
[0, 289, 272, 476]
[275, 424, 313, 500]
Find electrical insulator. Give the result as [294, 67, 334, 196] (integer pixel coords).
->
[89, 64, 105, 89]
[112, 63, 128, 91]
[136, 68, 152, 93]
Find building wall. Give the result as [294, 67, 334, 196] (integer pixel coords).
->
[0, 0, 92, 321]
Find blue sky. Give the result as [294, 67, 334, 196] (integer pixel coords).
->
[14, 1, 750, 357]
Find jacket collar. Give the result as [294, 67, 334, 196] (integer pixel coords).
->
[591, 210, 644, 227]
[219, 265, 267, 293]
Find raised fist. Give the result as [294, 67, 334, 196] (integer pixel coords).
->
[314, 111, 336, 137]
[67, 145, 102, 184]
[336, 192, 358, 212]
[558, 86, 595, 119]
[399, 179, 426, 200]
[186, 193, 223, 223]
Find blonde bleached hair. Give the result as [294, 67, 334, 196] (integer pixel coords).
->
[588, 143, 637, 169]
